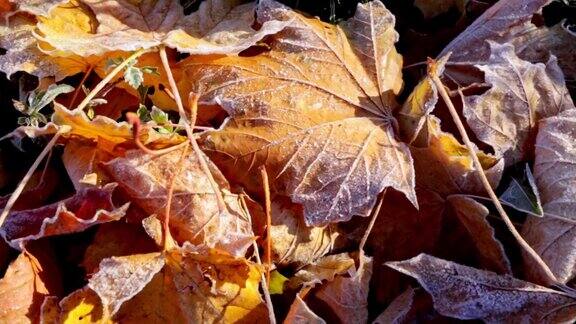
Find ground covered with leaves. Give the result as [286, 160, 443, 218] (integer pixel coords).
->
[0, 0, 575, 323]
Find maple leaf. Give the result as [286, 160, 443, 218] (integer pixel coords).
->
[80, 245, 267, 323]
[373, 287, 415, 324]
[103, 147, 255, 256]
[463, 42, 575, 164]
[387, 254, 576, 323]
[0, 183, 128, 249]
[187, 0, 413, 226]
[269, 197, 337, 266]
[0, 250, 60, 323]
[522, 108, 576, 283]
[284, 294, 325, 324]
[447, 195, 511, 274]
[36, 0, 289, 56]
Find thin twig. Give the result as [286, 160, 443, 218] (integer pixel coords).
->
[240, 195, 276, 324]
[159, 46, 227, 213]
[163, 143, 189, 251]
[357, 190, 386, 275]
[428, 58, 558, 285]
[69, 65, 94, 109]
[75, 49, 147, 112]
[260, 166, 272, 286]
[0, 126, 70, 229]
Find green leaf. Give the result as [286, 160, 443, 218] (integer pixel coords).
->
[141, 66, 159, 76]
[137, 104, 151, 122]
[124, 66, 144, 89]
[500, 164, 543, 216]
[33, 83, 74, 112]
[150, 106, 173, 133]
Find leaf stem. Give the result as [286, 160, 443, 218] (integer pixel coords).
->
[428, 58, 558, 286]
[0, 126, 70, 230]
[75, 49, 147, 112]
[163, 143, 189, 251]
[69, 65, 94, 109]
[357, 189, 385, 275]
[158, 46, 227, 213]
[260, 166, 272, 286]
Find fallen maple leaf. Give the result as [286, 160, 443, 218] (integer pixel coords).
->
[104, 147, 255, 256]
[463, 42, 574, 164]
[388, 254, 576, 323]
[284, 294, 325, 324]
[36, 0, 289, 56]
[0, 183, 128, 249]
[187, 0, 413, 226]
[522, 108, 576, 283]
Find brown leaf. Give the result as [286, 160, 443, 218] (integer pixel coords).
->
[270, 197, 337, 267]
[0, 252, 56, 323]
[62, 140, 114, 190]
[447, 195, 511, 274]
[463, 42, 574, 164]
[387, 254, 576, 323]
[284, 294, 325, 324]
[522, 109, 576, 283]
[36, 0, 288, 56]
[289, 252, 356, 289]
[1, 183, 128, 249]
[88, 252, 165, 316]
[103, 147, 255, 256]
[191, 0, 414, 226]
[315, 254, 372, 324]
[10, 0, 66, 16]
[373, 287, 415, 324]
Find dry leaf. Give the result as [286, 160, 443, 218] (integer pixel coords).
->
[1, 183, 128, 249]
[284, 294, 325, 324]
[104, 147, 255, 256]
[270, 197, 336, 266]
[387, 254, 576, 323]
[373, 287, 415, 324]
[447, 195, 511, 274]
[192, 0, 413, 226]
[522, 108, 576, 283]
[10, 0, 66, 16]
[0, 252, 55, 323]
[55, 286, 108, 323]
[289, 252, 356, 289]
[88, 253, 165, 316]
[463, 42, 574, 164]
[36, 0, 288, 56]
[62, 140, 114, 190]
[315, 254, 372, 324]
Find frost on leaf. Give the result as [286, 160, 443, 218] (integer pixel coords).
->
[191, 0, 414, 226]
[284, 295, 325, 324]
[104, 147, 255, 256]
[463, 42, 574, 164]
[1, 183, 128, 249]
[522, 108, 576, 283]
[373, 287, 415, 324]
[387, 254, 576, 323]
[36, 0, 289, 56]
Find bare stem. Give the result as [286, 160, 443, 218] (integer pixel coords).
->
[69, 65, 94, 109]
[75, 49, 147, 112]
[163, 143, 189, 251]
[357, 189, 385, 275]
[429, 59, 558, 285]
[0, 126, 70, 229]
[159, 46, 227, 213]
[260, 166, 272, 286]
[240, 195, 276, 324]
[126, 112, 188, 155]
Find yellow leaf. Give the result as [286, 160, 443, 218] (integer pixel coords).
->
[59, 287, 109, 324]
[186, 0, 413, 226]
[268, 270, 288, 295]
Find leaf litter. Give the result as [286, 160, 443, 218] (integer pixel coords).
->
[0, 0, 575, 323]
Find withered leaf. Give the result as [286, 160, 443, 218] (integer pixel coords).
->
[315, 254, 372, 324]
[284, 294, 325, 324]
[289, 252, 356, 289]
[104, 147, 255, 256]
[373, 287, 415, 324]
[10, 0, 66, 16]
[1, 183, 128, 249]
[88, 253, 165, 316]
[192, 0, 414, 226]
[36, 0, 288, 56]
[270, 197, 336, 267]
[463, 42, 574, 164]
[388, 254, 576, 323]
[447, 195, 511, 274]
[0, 250, 60, 324]
[522, 108, 576, 283]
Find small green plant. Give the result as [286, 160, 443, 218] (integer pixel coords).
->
[13, 83, 74, 127]
[107, 56, 159, 89]
[137, 104, 175, 134]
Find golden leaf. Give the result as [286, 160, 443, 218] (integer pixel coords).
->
[187, 0, 413, 226]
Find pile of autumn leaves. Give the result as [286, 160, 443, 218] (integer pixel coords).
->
[0, 0, 575, 322]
